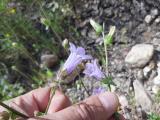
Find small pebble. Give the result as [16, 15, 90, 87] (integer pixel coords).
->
[152, 85, 160, 94]
[155, 17, 160, 23]
[151, 9, 158, 17]
[145, 15, 152, 24]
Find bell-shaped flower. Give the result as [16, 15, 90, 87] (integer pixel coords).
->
[83, 59, 105, 80]
[92, 87, 106, 95]
[63, 43, 92, 74]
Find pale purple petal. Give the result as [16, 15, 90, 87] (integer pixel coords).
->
[83, 60, 105, 80]
[63, 43, 92, 74]
[92, 87, 106, 95]
[69, 43, 76, 53]
[81, 55, 92, 60]
[83, 63, 93, 75]
[76, 47, 85, 55]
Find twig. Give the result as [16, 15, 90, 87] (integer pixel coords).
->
[0, 101, 28, 118]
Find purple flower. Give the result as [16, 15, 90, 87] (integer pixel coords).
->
[92, 87, 106, 95]
[83, 59, 105, 80]
[63, 43, 92, 74]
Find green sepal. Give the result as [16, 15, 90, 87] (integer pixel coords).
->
[90, 19, 103, 35]
[104, 26, 116, 45]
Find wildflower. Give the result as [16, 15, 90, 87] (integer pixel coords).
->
[83, 59, 105, 80]
[92, 87, 106, 95]
[63, 43, 92, 74]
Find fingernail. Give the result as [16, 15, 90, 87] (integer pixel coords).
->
[98, 92, 119, 116]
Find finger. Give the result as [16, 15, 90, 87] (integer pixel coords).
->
[43, 92, 119, 120]
[9, 102, 28, 116]
[48, 90, 71, 114]
[11, 87, 51, 116]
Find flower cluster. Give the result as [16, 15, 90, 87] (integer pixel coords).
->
[63, 43, 106, 94]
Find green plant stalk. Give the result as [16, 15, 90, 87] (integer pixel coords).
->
[45, 87, 56, 114]
[37, 1, 62, 44]
[80, 78, 90, 96]
[104, 44, 108, 75]
[76, 68, 90, 96]
[102, 23, 109, 75]
[0, 101, 28, 118]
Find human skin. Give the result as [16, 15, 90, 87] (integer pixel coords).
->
[0, 87, 125, 120]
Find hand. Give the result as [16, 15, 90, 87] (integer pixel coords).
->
[0, 87, 124, 120]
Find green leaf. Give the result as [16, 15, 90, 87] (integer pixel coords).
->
[90, 19, 103, 35]
[40, 18, 51, 27]
[104, 26, 116, 45]
[148, 113, 160, 120]
[46, 70, 53, 78]
[101, 76, 116, 91]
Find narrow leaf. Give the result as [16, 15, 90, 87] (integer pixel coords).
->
[104, 26, 116, 45]
[90, 19, 103, 35]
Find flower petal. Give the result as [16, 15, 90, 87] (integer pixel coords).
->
[76, 47, 85, 55]
[83, 60, 104, 80]
[69, 43, 76, 53]
[81, 55, 92, 60]
[63, 43, 92, 75]
[92, 87, 106, 95]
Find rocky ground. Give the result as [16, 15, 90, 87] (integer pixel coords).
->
[58, 0, 160, 119]
[1, 0, 160, 119]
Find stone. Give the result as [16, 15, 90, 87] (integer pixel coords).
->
[152, 85, 160, 94]
[125, 44, 154, 68]
[119, 95, 129, 108]
[155, 17, 160, 23]
[143, 66, 151, 77]
[145, 15, 152, 24]
[150, 9, 158, 17]
[137, 70, 144, 81]
[88, 30, 99, 39]
[41, 54, 59, 68]
[143, 60, 155, 77]
[153, 75, 160, 85]
[133, 80, 153, 110]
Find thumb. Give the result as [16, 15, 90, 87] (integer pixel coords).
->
[42, 92, 119, 120]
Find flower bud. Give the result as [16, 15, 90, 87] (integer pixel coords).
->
[62, 39, 69, 49]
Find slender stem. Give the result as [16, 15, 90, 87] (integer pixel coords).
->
[80, 79, 90, 96]
[0, 101, 28, 118]
[38, 1, 62, 44]
[104, 44, 108, 75]
[75, 68, 90, 96]
[102, 23, 109, 75]
[45, 87, 56, 114]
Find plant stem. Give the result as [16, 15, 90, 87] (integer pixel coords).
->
[75, 68, 90, 96]
[0, 101, 28, 118]
[104, 44, 108, 75]
[45, 87, 56, 114]
[80, 79, 90, 96]
[102, 23, 109, 75]
[37, 1, 62, 44]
